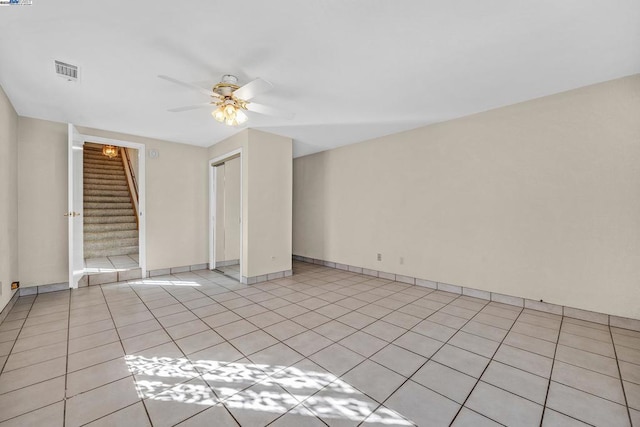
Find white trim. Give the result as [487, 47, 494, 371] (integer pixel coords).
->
[209, 148, 243, 278]
[209, 163, 218, 270]
[73, 131, 147, 280]
[68, 124, 83, 289]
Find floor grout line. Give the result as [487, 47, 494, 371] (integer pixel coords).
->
[353, 295, 497, 426]
[200, 272, 455, 425]
[447, 305, 526, 426]
[609, 323, 634, 427]
[63, 289, 72, 427]
[0, 297, 36, 376]
[539, 314, 564, 426]
[123, 280, 244, 426]
[98, 282, 154, 426]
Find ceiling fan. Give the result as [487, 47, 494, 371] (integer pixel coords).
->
[159, 74, 294, 126]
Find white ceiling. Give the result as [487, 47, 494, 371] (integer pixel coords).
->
[1, 1, 639, 157]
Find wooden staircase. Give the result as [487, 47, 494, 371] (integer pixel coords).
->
[83, 145, 138, 258]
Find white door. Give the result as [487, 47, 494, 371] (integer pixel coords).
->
[68, 124, 84, 288]
[209, 148, 243, 275]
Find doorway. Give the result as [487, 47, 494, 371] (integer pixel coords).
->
[209, 149, 242, 282]
[83, 142, 140, 274]
[68, 125, 146, 288]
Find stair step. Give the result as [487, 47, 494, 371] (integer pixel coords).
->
[85, 202, 134, 210]
[83, 159, 123, 167]
[83, 181, 128, 188]
[84, 229, 138, 241]
[84, 165, 124, 174]
[83, 150, 120, 156]
[82, 153, 122, 162]
[83, 159, 123, 168]
[85, 245, 139, 258]
[83, 157, 123, 165]
[84, 163, 123, 170]
[84, 172, 127, 181]
[84, 183, 128, 190]
[84, 190, 131, 199]
[84, 179, 128, 187]
[84, 178, 127, 186]
[84, 154, 120, 159]
[85, 222, 137, 232]
[84, 165, 124, 173]
[84, 215, 136, 224]
[84, 196, 132, 203]
[84, 208, 134, 217]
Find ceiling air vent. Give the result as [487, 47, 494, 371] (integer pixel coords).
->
[54, 60, 79, 81]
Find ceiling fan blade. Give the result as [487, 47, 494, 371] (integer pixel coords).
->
[158, 75, 219, 98]
[246, 102, 294, 120]
[167, 102, 215, 113]
[233, 78, 273, 101]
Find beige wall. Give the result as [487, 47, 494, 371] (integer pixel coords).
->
[293, 75, 640, 319]
[0, 86, 19, 312]
[17, 118, 209, 287]
[17, 118, 68, 286]
[246, 129, 292, 276]
[209, 129, 293, 278]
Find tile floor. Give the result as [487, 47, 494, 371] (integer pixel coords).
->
[216, 264, 241, 282]
[0, 261, 638, 426]
[85, 254, 139, 274]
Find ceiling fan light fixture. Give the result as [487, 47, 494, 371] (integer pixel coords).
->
[224, 104, 236, 119]
[212, 107, 226, 122]
[212, 101, 247, 126]
[236, 109, 248, 124]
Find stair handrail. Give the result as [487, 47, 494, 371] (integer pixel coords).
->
[121, 147, 139, 227]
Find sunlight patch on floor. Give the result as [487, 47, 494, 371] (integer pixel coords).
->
[126, 279, 202, 287]
[125, 355, 411, 424]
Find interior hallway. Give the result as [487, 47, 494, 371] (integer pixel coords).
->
[0, 261, 638, 426]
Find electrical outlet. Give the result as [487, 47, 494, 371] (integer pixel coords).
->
[377, 253, 382, 261]
[400, 257, 404, 265]
[11, 281, 19, 290]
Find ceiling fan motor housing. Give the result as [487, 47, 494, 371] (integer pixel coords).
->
[221, 74, 238, 84]
[213, 75, 240, 97]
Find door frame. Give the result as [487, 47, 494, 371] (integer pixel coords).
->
[209, 148, 243, 276]
[68, 124, 84, 289]
[68, 129, 147, 287]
